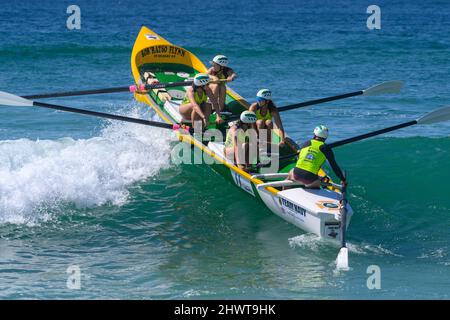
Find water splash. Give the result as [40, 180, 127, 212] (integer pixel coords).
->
[0, 104, 174, 225]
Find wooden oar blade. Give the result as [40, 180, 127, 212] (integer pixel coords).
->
[362, 80, 404, 96]
[336, 247, 349, 271]
[417, 106, 450, 125]
[0, 91, 34, 107]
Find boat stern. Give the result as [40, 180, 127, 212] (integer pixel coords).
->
[260, 187, 353, 241]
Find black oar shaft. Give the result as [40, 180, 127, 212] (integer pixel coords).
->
[340, 185, 348, 248]
[24, 87, 130, 99]
[328, 120, 417, 149]
[23, 81, 193, 100]
[33, 101, 174, 130]
[277, 91, 362, 112]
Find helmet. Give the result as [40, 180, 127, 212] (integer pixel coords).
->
[256, 89, 272, 101]
[193, 73, 210, 86]
[212, 55, 229, 67]
[314, 125, 329, 139]
[240, 111, 257, 124]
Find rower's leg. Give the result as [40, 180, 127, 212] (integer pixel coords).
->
[190, 108, 204, 131]
[283, 169, 297, 190]
[191, 108, 198, 122]
[265, 120, 273, 147]
[224, 147, 235, 162]
[244, 142, 250, 167]
[202, 102, 213, 126]
[218, 84, 227, 112]
[256, 120, 265, 131]
[179, 103, 194, 121]
[235, 142, 246, 168]
[255, 120, 265, 151]
[209, 82, 220, 107]
[305, 179, 321, 189]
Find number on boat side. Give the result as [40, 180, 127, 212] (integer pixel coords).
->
[231, 171, 255, 196]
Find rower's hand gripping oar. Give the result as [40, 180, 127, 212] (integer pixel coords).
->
[277, 80, 403, 112]
[22, 81, 195, 100]
[0, 91, 193, 134]
[328, 105, 450, 149]
[336, 175, 349, 271]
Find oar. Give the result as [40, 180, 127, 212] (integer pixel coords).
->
[328, 106, 450, 149]
[336, 178, 349, 271]
[277, 80, 403, 112]
[22, 80, 194, 99]
[226, 81, 403, 121]
[0, 91, 192, 133]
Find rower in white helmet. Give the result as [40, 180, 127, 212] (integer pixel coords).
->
[287, 125, 346, 188]
[179, 73, 223, 129]
[207, 55, 237, 112]
[224, 111, 258, 172]
[249, 88, 286, 148]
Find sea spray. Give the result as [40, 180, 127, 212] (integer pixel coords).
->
[0, 106, 174, 225]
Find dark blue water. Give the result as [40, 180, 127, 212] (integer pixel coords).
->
[0, 0, 449, 299]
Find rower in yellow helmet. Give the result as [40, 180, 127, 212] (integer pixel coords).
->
[224, 111, 258, 172]
[207, 55, 237, 112]
[287, 125, 346, 188]
[248, 89, 286, 148]
[179, 73, 223, 129]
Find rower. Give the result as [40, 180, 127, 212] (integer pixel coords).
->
[249, 89, 286, 148]
[179, 73, 223, 129]
[224, 111, 258, 172]
[207, 55, 237, 111]
[287, 125, 347, 188]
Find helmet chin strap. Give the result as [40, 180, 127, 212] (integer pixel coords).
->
[314, 136, 326, 141]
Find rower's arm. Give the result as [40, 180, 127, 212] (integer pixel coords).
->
[248, 103, 257, 113]
[271, 109, 285, 141]
[227, 69, 237, 82]
[321, 145, 345, 182]
[205, 86, 221, 117]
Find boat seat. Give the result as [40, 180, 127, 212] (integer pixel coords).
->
[143, 71, 172, 102]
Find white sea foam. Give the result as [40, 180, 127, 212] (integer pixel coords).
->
[0, 105, 175, 225]
[289, 234, 401, 257]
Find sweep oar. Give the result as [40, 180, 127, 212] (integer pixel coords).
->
[0, 91, 192, 133]
[328, 106, 450, 149]
[277, 80, 403, 112]
[336, 178, 349, 271]
[22, 79, 228, 100]
[22, 81, 194, 99]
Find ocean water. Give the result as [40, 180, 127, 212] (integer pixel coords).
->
[0, 0, 449, 299]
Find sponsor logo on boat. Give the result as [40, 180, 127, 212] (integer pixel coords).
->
[280, 198, 306, 217]
[316, 200, 339, 210]
[145, 34, 160, 40]
[140, 45, 186, 59]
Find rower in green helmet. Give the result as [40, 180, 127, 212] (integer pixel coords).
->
[249, 89, 286, 148]
[224, 111, 258, 172]
[179, 73, 223, 129]
[207, 55, 237, 112]
[287, 125, 347, 188]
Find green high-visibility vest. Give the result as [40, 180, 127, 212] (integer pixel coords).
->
[295, 139, 326, 175]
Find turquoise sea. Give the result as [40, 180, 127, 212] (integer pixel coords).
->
[0, 0, 449, 299]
